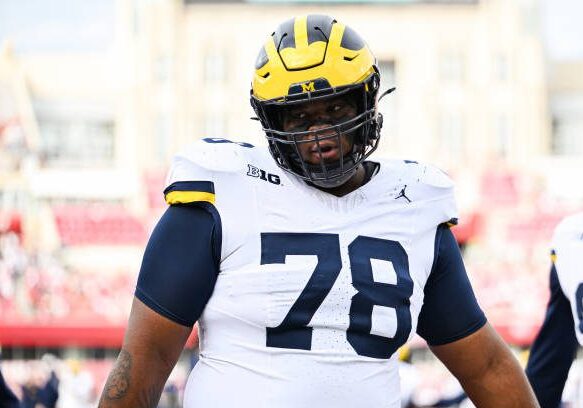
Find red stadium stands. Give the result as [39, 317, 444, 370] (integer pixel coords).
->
[52, 205, 146, 246]
[480, 169, 519, 206]
[143, 170, 168, 209]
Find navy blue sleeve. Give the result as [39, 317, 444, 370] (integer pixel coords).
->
[0, 369, 20, 408]
[526, 264, 578, 408]
[135, 203, 221, 327]
[430, 391, 468, 407]
[417, 224, 487, 346]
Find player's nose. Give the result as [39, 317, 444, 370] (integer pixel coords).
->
[307, 122, 331, 132]
[301, 122, 336, 142]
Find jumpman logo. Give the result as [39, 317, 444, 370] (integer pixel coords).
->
[395, 185, 411, 203]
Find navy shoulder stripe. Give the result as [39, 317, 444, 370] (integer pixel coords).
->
[164, 181, 215, 205]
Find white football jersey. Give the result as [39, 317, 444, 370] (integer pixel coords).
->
[551, 212, 583, 346]
[165, 139, 458, 408]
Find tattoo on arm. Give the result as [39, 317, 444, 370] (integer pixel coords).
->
[100, 349, 162, 408]
[104, 349, 132, 400]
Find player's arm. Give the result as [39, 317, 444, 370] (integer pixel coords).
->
[431, 323, 538, 407]
[417, 225, 539, 407]
[525, 264, 578, 408]
[98, 297, 192, 408]
[98, 204, 221, 408]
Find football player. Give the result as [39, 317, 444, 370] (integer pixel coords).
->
[98, 15, 538, 407]
[0, 368, 19, 408]
[526, 212, 583, 407]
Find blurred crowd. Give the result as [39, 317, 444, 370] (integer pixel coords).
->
[0, 230, 132, 324]
[1, 354, 188, 408]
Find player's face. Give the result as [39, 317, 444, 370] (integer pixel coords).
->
[280, 95, 358, 165]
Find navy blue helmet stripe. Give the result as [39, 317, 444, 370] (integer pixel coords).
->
[307, 14, 335, 44]
[340, 25, 366, 51]
[273, 17, 296, 51]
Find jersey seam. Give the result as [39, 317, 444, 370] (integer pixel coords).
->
[429, 224, 445, 279]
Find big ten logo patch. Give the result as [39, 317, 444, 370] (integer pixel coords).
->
[247, 164, 281, 185]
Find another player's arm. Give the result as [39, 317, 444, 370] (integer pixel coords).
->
[525, 263, 578, 408]
[417, 225, 538, 408]
[99, 204, 220, 408]
[0, 369, 20, 408]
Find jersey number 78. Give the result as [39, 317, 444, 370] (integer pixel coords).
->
[261, 232, 413, 359]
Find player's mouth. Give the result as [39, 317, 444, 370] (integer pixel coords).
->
[310, 140, 342, 161]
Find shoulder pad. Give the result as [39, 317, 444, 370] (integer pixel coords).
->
[164, 155, 216, 206]
[176, 138, 256, 173]
[553, 212, 583, 244]
[551, 213, 583, 286]
[164, 138, 258, 206]
[415, 162, 455, 189]
[395, 160, 457, 226]
[398, 161, 455, 196]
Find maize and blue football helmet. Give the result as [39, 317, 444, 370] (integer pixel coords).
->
[250, 15, 385, 188]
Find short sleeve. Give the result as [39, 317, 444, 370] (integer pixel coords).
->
[526, 264, 578, 408]
[135, 204, 221, 327]
[416, 224, 487, 345]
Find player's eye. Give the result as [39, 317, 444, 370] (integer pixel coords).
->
[292, 111, 307, 120]
[282, 110, 310, 131]
[328, 102, 349, 116]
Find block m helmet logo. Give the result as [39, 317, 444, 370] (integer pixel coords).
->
[300, 81, 315, 92]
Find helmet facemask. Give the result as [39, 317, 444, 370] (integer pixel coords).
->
[252, 72, 382, 189]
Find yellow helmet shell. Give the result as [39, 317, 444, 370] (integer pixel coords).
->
[252, 15, 377, 101]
